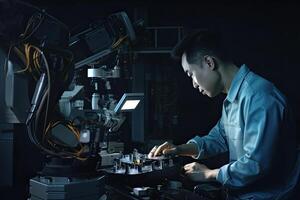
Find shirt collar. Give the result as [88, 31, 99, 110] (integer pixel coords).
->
[226, 64, 250, 103]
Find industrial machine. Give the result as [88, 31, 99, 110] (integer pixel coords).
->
[0, 1, 144, 199]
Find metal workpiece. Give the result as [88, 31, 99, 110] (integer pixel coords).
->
[104, 149, 175, 175]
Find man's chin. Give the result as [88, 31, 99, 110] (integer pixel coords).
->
[201, 93, 210, 97]
[199, 90, 215, 98]
[205, 92, 217, 98]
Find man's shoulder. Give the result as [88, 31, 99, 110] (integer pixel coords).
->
[239, 71, 287, 106]
[243, 71, 273, 94]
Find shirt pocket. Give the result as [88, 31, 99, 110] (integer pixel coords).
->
[224, 123, 243, 140]
[224, 123, 244, 160]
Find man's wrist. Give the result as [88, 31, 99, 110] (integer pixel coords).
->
[174, 145, 182, 155]
[176, 143, 198, 157]
[208, 168, 220, 181]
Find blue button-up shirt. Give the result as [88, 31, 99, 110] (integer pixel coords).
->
[188, 65, 300, 199]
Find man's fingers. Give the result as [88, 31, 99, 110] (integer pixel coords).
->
[184, 169, 195, 174]
[153, 142, 169, 157]
[149, 141, 175, 158]
[150, 145, 158, 153]
[183, 162, 195, 170]
[184, 163, 191, 170]
[148, 145, 158, 158]
[162, 147, 177, 156]
[183, 164, 193, 174]
[183, 163, 210, 182]
[183, 162, 203, 172]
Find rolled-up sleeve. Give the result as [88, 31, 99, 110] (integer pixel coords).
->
[187, 118, 228, 159]
[216, 93, 283, 188]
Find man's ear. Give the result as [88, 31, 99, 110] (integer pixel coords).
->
[203, 55, 217, 70]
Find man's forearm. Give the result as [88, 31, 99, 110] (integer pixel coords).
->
[176, 143, 199, 157]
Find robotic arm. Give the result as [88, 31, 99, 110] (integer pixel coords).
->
[1, 0, 137, 164]
[1, 2, 141, 199]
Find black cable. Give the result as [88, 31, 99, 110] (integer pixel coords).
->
[40, 51, 51, 136]
[27, 118, 82, 158]
[16, 0, 69, 34]
[35, 88, 48, 143]
[19, 12, 44, 42]
[27, 115, 38, 147]
[4, 11, 44, 75]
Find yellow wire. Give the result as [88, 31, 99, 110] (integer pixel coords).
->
[15, 44, 43, 81]
[44, 120, 87, 160]
[112, 35, 128, 49]
[17, 44, 85, 160]
[15, 44, 30, 73]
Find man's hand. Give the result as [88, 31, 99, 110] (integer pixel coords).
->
[148, 142, 199, 158]
[148, 141, 177, 158]
[184, 162, 220, 182]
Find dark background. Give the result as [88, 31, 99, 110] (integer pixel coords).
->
[23, 0, 300, 143]
[1, 1, 300, 199]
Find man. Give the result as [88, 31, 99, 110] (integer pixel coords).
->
[148, 30, 300, 199]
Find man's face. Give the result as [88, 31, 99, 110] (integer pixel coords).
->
[181, 53, 222, 97]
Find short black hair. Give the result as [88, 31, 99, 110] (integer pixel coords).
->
[171, 29, 230, 64]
